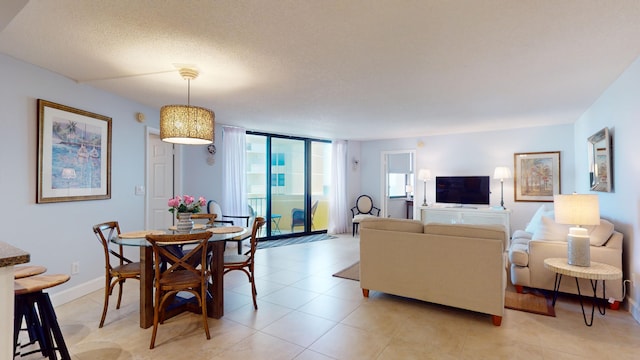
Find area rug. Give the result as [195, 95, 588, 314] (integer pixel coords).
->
[332, 261, 360, 280]
[504, 288, 555, 317]
[257, 233, 336, 249]
[333, 261, 555, 317]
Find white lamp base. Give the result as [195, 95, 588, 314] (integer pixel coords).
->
[567, 227, 590, 267]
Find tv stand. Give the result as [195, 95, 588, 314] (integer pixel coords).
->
[420, 206, 511, 248]
[447, 204, 477, 209]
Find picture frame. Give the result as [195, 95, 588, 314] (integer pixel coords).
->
[513, 151, 560, 202]
[37, 99, 112, 203]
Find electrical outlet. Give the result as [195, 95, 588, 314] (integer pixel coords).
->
[71, 261, 80, 275]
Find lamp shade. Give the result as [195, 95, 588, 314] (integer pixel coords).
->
[418, 169, 432, 181]
[493, 166, 512, 180]
[160, 105, 214, 145]
[553, 194, 600, 226]
[405, 185, 413, 193]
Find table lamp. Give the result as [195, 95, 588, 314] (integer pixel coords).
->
[493, 166, 512, 209]
[553, 194, 600, 267]
[405, 184, 413, 199]
[418, 169, 432, 206]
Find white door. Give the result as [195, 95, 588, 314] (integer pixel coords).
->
[147, 131, 174, 230]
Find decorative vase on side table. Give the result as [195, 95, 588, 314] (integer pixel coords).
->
[176, 213, 194, 233]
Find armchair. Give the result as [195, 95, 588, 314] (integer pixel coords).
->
[207, 200, 256, 254]
[351, 195, 380, 236]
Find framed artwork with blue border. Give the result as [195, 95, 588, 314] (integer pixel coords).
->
[37, 99, 112, 203]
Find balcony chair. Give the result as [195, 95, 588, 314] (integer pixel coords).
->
[291, 200, 319, 232]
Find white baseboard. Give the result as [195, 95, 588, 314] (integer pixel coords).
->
[50, 277, 103, 307]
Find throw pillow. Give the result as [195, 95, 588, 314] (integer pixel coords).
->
[524, 204, 554, 234]
[532, 216, 570, 242]
[585, 219, 615, 246]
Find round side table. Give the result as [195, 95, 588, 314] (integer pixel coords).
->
[544, 257, 622, 326]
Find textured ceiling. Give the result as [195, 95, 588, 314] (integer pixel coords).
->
[2, 1, 640, 140]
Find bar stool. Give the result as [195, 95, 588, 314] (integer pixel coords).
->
[14, 274, 71, 360]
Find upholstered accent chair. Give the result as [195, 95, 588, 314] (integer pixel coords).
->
[351, 195, 380, 236]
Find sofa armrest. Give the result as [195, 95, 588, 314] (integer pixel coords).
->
[601, 231, 623, 250]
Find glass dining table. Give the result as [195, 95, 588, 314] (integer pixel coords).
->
[113, 225, 248, 329]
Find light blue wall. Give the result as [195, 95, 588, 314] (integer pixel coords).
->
[0, 54, 158, 300]
[574, 55, 640, 320]
[357, 124, 575, 232]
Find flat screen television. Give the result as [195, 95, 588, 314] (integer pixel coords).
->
[435, 176, 490, 206]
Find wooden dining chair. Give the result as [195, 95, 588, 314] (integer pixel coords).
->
[145, 231, 213, 349]
[223, 216, 266, 310]
[191, 213, 216, 226]
[92, 221, 141, 328]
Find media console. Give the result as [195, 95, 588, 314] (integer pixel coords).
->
[420, 206, 511, 249]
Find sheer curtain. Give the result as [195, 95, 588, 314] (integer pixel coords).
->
[221, 126, 247, 220]
[328, 140, 348, 234]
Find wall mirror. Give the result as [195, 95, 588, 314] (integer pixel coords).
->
[588, 127, 612, 192]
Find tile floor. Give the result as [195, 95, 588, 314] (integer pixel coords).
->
[25, 234, 640, 359]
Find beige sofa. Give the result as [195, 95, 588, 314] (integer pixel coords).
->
[508, 205, 624, 305]
[359, 218, 507, 326]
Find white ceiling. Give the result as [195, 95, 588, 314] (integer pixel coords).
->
[2, 1, 640, 141]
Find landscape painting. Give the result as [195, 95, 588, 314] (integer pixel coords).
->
[513, 151, 560, 202]
[37, 100, 111, 203]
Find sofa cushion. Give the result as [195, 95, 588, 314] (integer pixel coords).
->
[423, 223, 505, 241]
[512, 230, 532, 241]
[585, 219, 615, 246]
[532, 216, 570, 242]
[359, 217, 423, 233]
[524, 204, 554, 234]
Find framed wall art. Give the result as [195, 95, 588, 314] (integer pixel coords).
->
[513, 151, 560, 202]
[37, 99, 111, 203]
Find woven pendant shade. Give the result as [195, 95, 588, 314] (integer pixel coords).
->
[160, 67, 215, 145]
[160, 105, 214, 144]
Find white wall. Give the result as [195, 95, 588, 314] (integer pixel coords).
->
[574, 55, 640, 321]
[180, 124, 225, 205]
[0, 54, 158, 300]
[356, 124, 575, 233]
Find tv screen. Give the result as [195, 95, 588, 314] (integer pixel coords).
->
[435, 176, 490, 206]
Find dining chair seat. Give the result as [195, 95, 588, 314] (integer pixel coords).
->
[112, 262, 141, 277]
[158, 271, 201, 290]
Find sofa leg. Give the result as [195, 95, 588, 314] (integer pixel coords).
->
[492, 315, 502, 326]
[362, 289, 369, 297]
[515, 285, 524, 294]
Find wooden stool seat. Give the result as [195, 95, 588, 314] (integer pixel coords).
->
[14, 265, 47, 279]
[15, 274, 69, 295]
[14, 274, 71, 359]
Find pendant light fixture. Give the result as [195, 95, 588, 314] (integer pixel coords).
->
[160, 68, 214, 144]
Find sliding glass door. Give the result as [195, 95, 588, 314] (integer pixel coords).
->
[246, 133, 330, 238]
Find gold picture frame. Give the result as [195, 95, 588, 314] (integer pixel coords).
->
[513, 151, 560, 202]
[37, 99, 112, 203]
